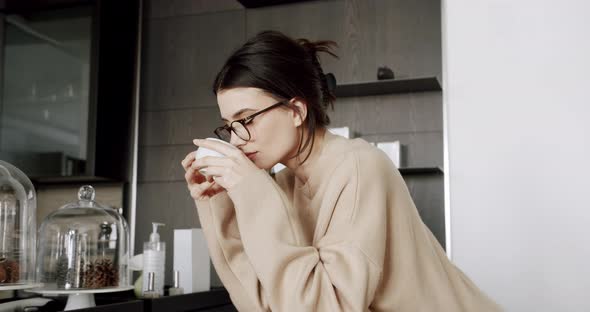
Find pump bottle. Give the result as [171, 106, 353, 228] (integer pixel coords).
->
[142, 222, 165, 296]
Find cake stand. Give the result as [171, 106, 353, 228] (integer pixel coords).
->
[0, 283, 43, 291]
[28, 286, 134, 310]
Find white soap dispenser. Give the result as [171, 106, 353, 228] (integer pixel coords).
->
[142, 222, 165, 296]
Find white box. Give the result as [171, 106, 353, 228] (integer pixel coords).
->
[173, 228, 210, 293]
[377, 141, 401, 168]
[328, 127, 350, 138]
[271, 162, 286, 174]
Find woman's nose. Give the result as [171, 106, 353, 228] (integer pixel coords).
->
[230, 132, 247, 147]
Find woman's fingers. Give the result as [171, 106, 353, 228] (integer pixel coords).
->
[181, 151, 196, 171]
[185, 166, 206, 184]
[192, 156, 233, 170]
[187, 179, 224, 200]
[188, 182, 212, 200]
[183, 147, 227, 200]
[204, 182, 224, 196]
[198, 166, 227, 177]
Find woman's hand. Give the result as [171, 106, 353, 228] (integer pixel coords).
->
[192, 139, 260, 190]
[181, 150, 224, 200]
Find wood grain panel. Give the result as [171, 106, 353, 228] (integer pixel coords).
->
[341, 0, 442, 81]
[246, 0, 349, 82]
[374, 0, 442, 78]
[138, 145, 195, 182]
[141, 10, 245, 111]
[361, 131, 443, 168]
[405, 175, 445, 248]
[139, 107, 222, 146]
[329, 91, 442, 135]
[243, 0, 442, 83]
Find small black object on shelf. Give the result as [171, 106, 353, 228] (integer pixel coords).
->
[335, 76, 441, 97]
[377, 66, 395, 80]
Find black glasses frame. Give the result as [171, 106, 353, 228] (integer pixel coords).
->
[214, 101, 286, 142]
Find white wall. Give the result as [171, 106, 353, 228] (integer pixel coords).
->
[442, 1, 590, 311]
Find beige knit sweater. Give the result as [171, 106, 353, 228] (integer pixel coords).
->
[195, 132, 502, 311]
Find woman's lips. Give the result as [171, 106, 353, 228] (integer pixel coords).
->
[245, 152, 258, 160]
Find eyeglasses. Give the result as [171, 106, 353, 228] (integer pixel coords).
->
[214, 101, 286, 142]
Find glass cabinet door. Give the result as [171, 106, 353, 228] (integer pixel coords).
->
[0, 7, 93, 177]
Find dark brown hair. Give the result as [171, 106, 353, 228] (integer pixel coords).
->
[213, 30, 338, 163]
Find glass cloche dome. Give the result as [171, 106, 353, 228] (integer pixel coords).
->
[0, 160, 37, 288]
[36, 185, 130, 290]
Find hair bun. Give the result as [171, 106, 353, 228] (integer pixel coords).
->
[324, 73, 336, 94]
[296, 39, 338, 59]
[295, 39, 338, 108]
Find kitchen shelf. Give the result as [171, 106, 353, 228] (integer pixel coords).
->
[399, 167, 443, 175]
[334, 76, 441, 97]
[74, 300, 144, 312]
[142, 288, 232, 312]
[31, 175, 122, 185]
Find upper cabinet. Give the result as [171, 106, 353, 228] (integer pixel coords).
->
[0, 0, 141, 183]
[0, 6, 93, 178]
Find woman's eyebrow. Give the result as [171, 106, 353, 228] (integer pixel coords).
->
[221, 108, 257, 122]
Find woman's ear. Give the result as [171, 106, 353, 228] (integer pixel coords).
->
[290, 98, 308, 127]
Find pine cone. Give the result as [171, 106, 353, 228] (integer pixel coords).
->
[83, 262, 95, 288]
[84, 259, 118, 288]
[0, 259, 20, 283]
[0, 263, 6, 283]
[5, 260, 19, 282]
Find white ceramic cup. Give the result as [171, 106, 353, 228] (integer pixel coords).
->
[194, 138, 234, 175]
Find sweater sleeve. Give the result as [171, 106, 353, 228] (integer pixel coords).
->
[226, 151, 389, 312]
[195, 193, 271, 311]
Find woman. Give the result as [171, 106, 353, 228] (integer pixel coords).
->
[181, 31, 501, 311]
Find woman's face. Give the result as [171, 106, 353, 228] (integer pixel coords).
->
[216, 87, 303, 170]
